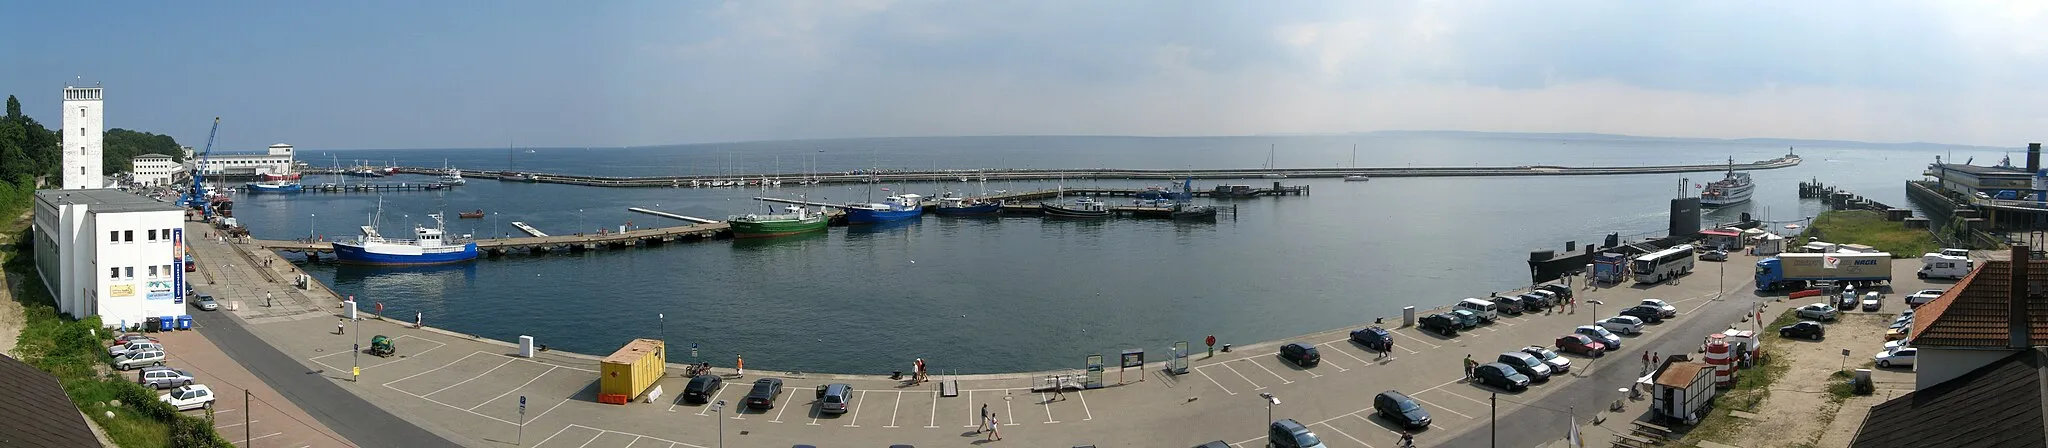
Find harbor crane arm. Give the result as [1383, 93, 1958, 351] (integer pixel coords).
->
[183, 117, 220, 216]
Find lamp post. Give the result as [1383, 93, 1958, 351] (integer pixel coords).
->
[1258, 392, 1279, 432]
[309, 213, 316, 240]
[713, 400, 726, 448]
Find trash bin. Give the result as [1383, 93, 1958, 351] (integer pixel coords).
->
[176, 316, 192, 330]
[158, 316, 175, 332]
[144, 317, 162, 333]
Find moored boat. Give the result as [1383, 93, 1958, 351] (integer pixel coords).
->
[244, 181, 303, 193]
[1041, 198, 1110, 218]
[331, 210, 478, 265]
[844, 194, 924, 224]
[458, 210, 485, 219]
[729, 205, 829, 238]
[1171, 203, 1218, 220]
[259, 172, 302, 181]
[932, 196, 1001, 215]
[1344, 175, 1370, 182]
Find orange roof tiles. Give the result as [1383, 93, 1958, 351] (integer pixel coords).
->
[1913, 259, 2048, 349]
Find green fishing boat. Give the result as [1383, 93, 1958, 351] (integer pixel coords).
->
[729, 205, 828, 238]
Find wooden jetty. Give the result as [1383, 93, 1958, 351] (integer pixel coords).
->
[387, 155, 1802, 188]
[627, 207, 719, 224]
[254, 222, 729, 257]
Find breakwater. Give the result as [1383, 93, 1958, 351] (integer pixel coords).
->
[319, 154, 1802, 187]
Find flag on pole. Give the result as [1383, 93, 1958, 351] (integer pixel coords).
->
[1569, 417, 1584, 448]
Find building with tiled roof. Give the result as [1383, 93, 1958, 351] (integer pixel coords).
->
[1906, 247, 2048, 389]
[0, 353, 97, 447]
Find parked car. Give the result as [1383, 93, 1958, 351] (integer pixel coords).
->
[1699, 250, 1729, 261]
[1885, 338, 1911, 353]
[1574, 325, 1622, 350]
[1639, 299, 1678, 318]
[1520, 346, 1572, 374]
[1619, 305, 1666, 324]
[1889, 317, 1912, 330]
[115, 349, 167, 370]
[1278, 343, 1321, 367]
[137, 366, 194, 389]
[1528, 290, 1562, 309]
[1555, 334, 1606, 357]
[1598, 316, 1644, 335]
[1779, 321, 1826, 340]
[1419, 314, 1460, 336]
[109, 333, 157, 348]
[1372, 390, 1432, 429]
[110, 341, 163, 358]
[1349, 327, 1392, 352]
[1497, 352, 1553, 381]
[1537, 283, 1575, 300]
[1196, 441, 1232, 448]
[1267, 419, 1328, 448]
[1492, 295, 1525, 315]
[816, 383, 854, 414]
[682, 375, 722, 404]
[1795, 303, 1839, 321]
[1861, 291, 1882, 312]
[1472, 363, 1530, 391]
[1450, 309, 1482, 329]
[1518, 292, 1553, 312]
[159, 384, 215, 411]
[744, 378, 784, 410]
[1874, 347, 1917, 368]
[194, 295, 219, 311]
[1886, 326, 1911, 341]
[1905, 289, 1946, 307]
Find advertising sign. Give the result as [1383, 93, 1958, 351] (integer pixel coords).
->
[110, 284, 134, 297]
[172, 229, 184, 304]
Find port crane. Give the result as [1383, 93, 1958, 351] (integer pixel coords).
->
[180, 117, 220, 218]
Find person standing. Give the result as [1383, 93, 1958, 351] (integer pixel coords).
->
[1463, 354, 1477, 380]
[336, 318, 345, 335]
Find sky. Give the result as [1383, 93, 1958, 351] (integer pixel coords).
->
[4, 1, 2047, 150]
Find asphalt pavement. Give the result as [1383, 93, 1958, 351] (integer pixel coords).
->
[193, 309, 459, 448]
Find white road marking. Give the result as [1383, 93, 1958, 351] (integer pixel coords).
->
[1246, 358, 1298, 383]
[525, 398, 569, 426]
[236, 432, 284, 444]
[1076, 388, 1094, 421]
[423, 358, 516, 398]
[477, 366, 559, 411]
[380, 351, 481, 387]
[771, 388, 796, 423]
[1390, 329, 1442, 349]
[574, 432, 602, 448]
[1316, 421, 1376, 448]
[1220, 362, 1265, 390]
[1405, 395, 1475, 419]
[1040, 392, 1057, 424]
[843, 390, 866, 427]
[695, 386, 728, 416]
[884, 390, 904, 428]
[1321, 340, 1372, 367]
[1194, 366, 1238, 395]
[214, 419, 258, 429]
[927, 390, 940, 428]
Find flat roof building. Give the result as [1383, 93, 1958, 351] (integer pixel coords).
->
[32, 189, 189, 329]
[129, 153, 181, 187]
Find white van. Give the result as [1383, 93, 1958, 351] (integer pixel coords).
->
[1918, 254, 1972, 280]
[1457, 298, 1499, 323]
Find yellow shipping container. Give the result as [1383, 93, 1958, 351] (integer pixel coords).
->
[599, 339, 666, 401]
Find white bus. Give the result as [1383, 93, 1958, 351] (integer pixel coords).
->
[1633, 244, 1697, 284]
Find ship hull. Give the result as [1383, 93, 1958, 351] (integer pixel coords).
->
[1700, 183, 1754, 207]
[730, 217, 829, 238]
[931, 203, 1002, 215]
[245, 183, 303, 193]
[844, 207, 923, 224]
[331, 242, 479, 265]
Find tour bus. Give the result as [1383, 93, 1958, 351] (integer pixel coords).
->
[1633, 244, 1697, 284]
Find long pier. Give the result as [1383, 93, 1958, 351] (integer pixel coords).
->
[255, 222, 729, 256]
[509, 222, 548, 237]
[627, 207, 719, 224]
[386, 155, 1801, 188]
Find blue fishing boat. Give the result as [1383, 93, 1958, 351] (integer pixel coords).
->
[932, 196, 1001, 215]
[244, 181, 303, 193]
[331, 202, 478, 265]
[844, 194, 923, 224]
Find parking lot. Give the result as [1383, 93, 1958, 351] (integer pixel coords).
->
[149, 329, 351, 448]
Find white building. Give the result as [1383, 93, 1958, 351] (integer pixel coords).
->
[193, 144, 299, 177]
[33, 189, 189, 329]
[193, 144, 296, 177]
[61, 85, 104, 189]
[129, 154, 181, 187]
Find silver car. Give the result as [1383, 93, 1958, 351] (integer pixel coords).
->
[137, 366, 195, 389]
[194, 295, 219, 311]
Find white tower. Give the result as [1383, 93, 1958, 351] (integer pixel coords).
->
[62, 85, 104, 189]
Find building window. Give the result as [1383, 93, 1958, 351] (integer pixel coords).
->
[123, 230, 133, 242]
[148, 265, 158, 277]
[147, 229, 157, 241]
[110, 267, 119, 279]
[123, 267, 133, 279]
[79, 107, 85, 117]
[109, 231, 117, 242]
[162, 264, 172, 276]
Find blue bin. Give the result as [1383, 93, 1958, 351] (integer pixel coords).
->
[176, 316, 192, 331]
[159, 316, 175, 332]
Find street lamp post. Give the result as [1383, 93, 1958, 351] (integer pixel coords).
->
[713, 400, 726, 448]
[1258, 392, 1279, 434]
[309, 213, 316, 240]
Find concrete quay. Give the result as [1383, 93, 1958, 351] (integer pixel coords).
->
[194, 218, 1807, 447]
[249, 221, 729, 256]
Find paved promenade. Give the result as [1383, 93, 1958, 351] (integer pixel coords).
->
[195, 218, 1811, 447]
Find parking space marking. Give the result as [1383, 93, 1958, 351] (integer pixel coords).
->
[545, 425, 705, 448]
[525, 398, 570, 426]
[1040, 392, 1057, 424]
[1245, 358, 1298, 383]
[695, 385, 728, 416]
[214, 419, 258, 429]
[1320, 340, 1372, 367]
[1194, 366, 1238, 395]
[884, 390, 904, 428]
[621, 436, 644, 448]
[1315, 421, 1375, 448]
[308, 335, 448, 372]
[236, 432, 284, 444]
[1219, 362, 1266, 390]
[927, 390, 941, 428]
[380, 351, 481, 388]
[1076, 388, 1094, 421]
[963, 390, 977, 428]
[1388, 328, 1442, 349]
[423, 358, 516, 397]
[843, 390, 867, 427]
[1405, 394, 1475, 420]
[771, 388, 797, 423]
[1428, 388, 1492, 408]
[1492, 319, 1517, 327]
[1004, 393, 1016, 427]
[478, 365, 559, 411]
[574, 432, 601, 448]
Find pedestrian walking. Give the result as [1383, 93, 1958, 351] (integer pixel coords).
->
[1053, 382, 1066, 401]
[986, 414, 1001, 441]
[979, 404, 990, 433]
[1463, 354, 1477, 380]
[415, 311, 423, 328]
[1641, 351, 1651, 374]
[336, 318, 345, 335]
[1652, 352, 1661, 370]
[265, 292, 272, 307]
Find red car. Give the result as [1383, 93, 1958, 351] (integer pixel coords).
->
[1555, 334, 1607, 357]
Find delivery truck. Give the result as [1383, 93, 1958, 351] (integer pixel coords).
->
[1755, 252, 1894, 291]
[1917, 253, 1973, 280]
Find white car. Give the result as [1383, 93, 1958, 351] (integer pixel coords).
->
[159, 384, 215, 411]
[1874, 347, 1917, 368]
[1795, 303, 1839, 321]
[109, 341, 162, 358]
[1905, 289, 1946, 307]
[1598, 316, 1644, 335]
[1885, 338, 1911, 353]
[1640, 299, 1678, 318]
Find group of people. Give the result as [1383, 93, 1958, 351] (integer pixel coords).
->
[977, 404, 1003, 441]
[911, 358, 929, 385]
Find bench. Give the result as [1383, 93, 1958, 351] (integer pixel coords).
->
[1611, 433, 1659, 447]
[1632, 420, 1673, 439]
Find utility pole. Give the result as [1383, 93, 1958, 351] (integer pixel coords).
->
[1490, 392, 1498, 448]
[715, 400, 726, 448]
[245, 390, 251, 447]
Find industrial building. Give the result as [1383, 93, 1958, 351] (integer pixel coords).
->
[192, 143, 298, 178]
[129, 153, 181, 187]
[31, 188, 188, 329]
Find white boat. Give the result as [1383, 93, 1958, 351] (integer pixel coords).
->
[1344, 175, 1370, 182]
[330, 203, 478, 265]
[1699, 157, 1753, 207]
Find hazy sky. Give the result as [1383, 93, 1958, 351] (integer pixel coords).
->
[4, 1, 2045, 150]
